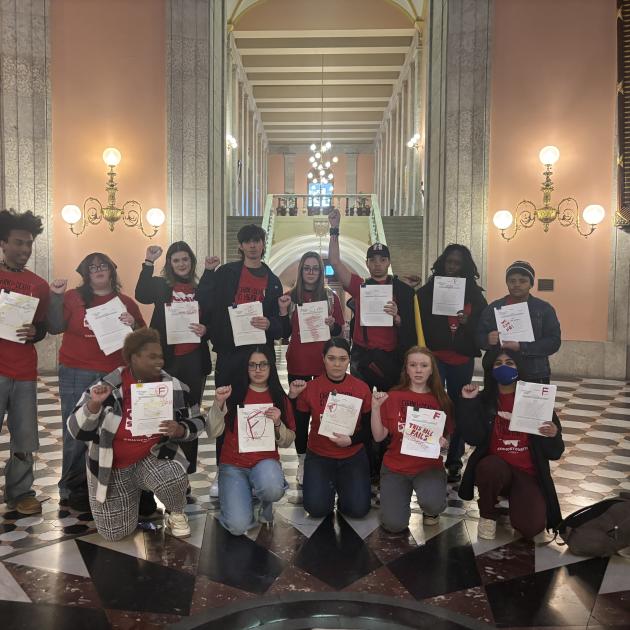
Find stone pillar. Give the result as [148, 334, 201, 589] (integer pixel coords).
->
[423, 0, 491, 281]
[346, 153, 358, 195]
[284, 153, 295, 194]
[0, 0, 56, 370]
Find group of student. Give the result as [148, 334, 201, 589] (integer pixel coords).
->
[0, 206, 564, 544]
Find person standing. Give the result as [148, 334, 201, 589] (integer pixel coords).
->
[477, 261, 561, 384]
[197, 224, 288, 497]
[417, 244, 487, 482]
[135, 241, 216, 510]
[0, 209, 49, 515]
[283, 251, 344, 485]
[48, 252, 144, 512]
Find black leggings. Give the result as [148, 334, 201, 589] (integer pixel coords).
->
[288, 374, 314, 454]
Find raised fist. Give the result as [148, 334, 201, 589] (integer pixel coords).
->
[205, 256, 220, 271]
[50, 279, 68, 295]
[289, 380, 307, 399]
[328, 208, 341, 229]
[461, 384, 479, 399]
[145, 245, 163, 262]
[214, 385, 232, 407]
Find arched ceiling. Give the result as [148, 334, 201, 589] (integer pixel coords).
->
[226, 0, 425, 147]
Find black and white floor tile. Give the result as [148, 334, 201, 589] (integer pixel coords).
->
[0, 360, 628, 629]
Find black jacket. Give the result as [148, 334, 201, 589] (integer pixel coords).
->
[197, 260, 285, 355]
[135, 264, 213, 375]
[417, 277, 487, 358]
[358, 276, 417, 359]
[477, 295, 561, 379]
[457, 395, 564, 530]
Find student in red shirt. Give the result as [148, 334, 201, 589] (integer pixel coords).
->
[0, 209, 49, 515]
[371, 346, 453, 533]
[458, 348, 564, 540]
[207, 345, 295, 536]
[416, 245, 487, 483]
[67, 328, 206, 541]
[289, 338, 372, 519]
[135, 241, 215, 512]
[283, 251, 344, 486]
[48, 252, 144, 512]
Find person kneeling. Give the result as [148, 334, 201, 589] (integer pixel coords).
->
[67, 328, 206, 542]
[289, 338, 372, 520]
[371, 346, 453, 533]
[209, 346, 295, 536]
[458, 348, 564, 540]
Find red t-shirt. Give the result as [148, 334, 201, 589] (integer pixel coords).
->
[433, 303, 473, 366]
[285, 290, 345, 377]
[234, 266, 267, 305]
[220, 387, 296, 469]
[489, 392, 536, 476]
[112, 368, 162, 469]
[347, 274, 396, 352]
[0, 268, 50, 380]
[380, 390, 452, 475]
[170, 282, 200, 357]
[297, 373, 371, 459]
[59, 290, 145, 372]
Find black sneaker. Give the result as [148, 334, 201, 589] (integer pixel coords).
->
[447, 467, 462, 483]
[68, 492, 91, 513]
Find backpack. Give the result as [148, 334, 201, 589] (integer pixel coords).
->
[553, 493, 630, 557]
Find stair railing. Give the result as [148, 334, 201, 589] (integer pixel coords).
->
[369, 194, 387, 245]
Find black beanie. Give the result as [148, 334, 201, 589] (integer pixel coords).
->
[506, 260, 535, 285]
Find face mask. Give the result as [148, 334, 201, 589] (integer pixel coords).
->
[492, 364, 518, 385]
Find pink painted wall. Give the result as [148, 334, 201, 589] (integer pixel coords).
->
[235, 0, 412, 29]
[51, 0, 167, 322]
[357, 154, 375, 193]
[267, 154, 284, 195]
[487, 0, 616, 341]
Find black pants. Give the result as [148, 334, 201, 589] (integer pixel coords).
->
[288, 374, 314, 454]
[167, 347, 207, 473]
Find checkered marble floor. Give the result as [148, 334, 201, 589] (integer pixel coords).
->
[0, 356, 628, 628]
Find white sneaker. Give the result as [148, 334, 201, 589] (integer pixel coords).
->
[423, 514, 440, 526]
[478, 517, 497, 540]
[296, 454, 305, 486]
[165, 512, 190, 538]
[209, 473, 219, 498]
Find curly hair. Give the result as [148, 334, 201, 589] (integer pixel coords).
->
[122, 327, 161, 365]
[0, 208, 44, 242]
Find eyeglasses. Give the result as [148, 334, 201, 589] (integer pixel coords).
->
[303, 266, 320, 274]
[88, 264, 109, 273]
[248, 361, 270, 371]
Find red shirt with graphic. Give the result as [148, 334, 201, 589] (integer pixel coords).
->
[285, 289, 345, 377]
[59, 290, 145, 372]
[234, 266, 267, 305]
[220, 387, 296, 469]
[380, 389, 452, 475]
[170, 282, 200, 356]
[297, 373, 371, 459]
[112, 368, 162, 469]
[347, 273, 396, 352]
[433, 302, 473, 366]
[0, 268, 50, 380]
[489, 392, 536, 476]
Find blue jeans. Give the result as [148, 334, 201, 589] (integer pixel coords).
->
[0, 376, 38, 503]
[302, 447, 371, 519]
[437, 358, 475, 471]
[218, 459, 287, 536]
[58, 365, 106, 500]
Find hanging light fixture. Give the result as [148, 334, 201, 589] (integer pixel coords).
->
[307, 55, 338, 196]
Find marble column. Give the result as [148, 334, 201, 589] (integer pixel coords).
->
[423, 0, 491, 281]
[0, 0, 56, 370]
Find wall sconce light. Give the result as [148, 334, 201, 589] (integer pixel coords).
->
[492, 145, 605, 241]
[406, 133, 421, 149]
[226, 134, 238, 151]
[61, 148, 165, 238]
